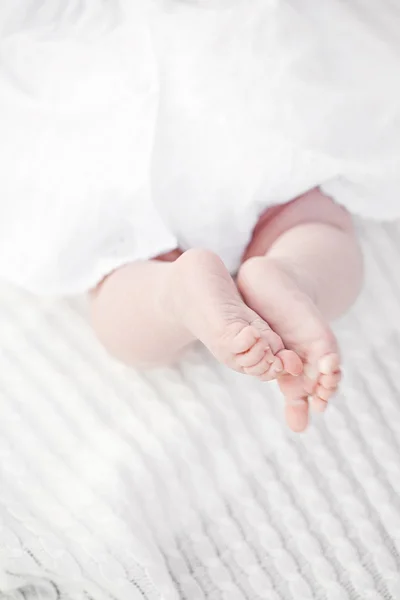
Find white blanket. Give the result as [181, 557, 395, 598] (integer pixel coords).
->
[1, 220, 400, 600]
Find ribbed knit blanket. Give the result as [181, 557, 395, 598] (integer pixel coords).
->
[1, 221, 400, 600]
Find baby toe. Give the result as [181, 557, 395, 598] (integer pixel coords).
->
[311, 396, 328, 413]
[243, 355, 273, 377]
[318, 352, 340, 375]
[315, 384, 336, 402]
[285, 397, 309, 433]
[310, 368, 340, 413]
[245, 355, 282, 379]
[258, 356, 283, 381]
[276, 349, 303, 377]
[319, 370, 341, 390]
[230, 324, 261, 354]
[303, 364, 319, 395]
[237, 338, 270, 368]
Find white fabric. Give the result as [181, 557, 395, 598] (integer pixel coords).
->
[1, 0, 400, 293]
[1, 219, 400, 600]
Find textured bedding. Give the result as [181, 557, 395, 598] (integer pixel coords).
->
[1, 220, 400, 600]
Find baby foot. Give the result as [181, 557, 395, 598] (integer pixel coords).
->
[169, 249, 302, 380]
[213, 318, 302, 380]
[238, 257, 341, 432]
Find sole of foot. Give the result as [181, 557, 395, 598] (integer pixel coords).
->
[170, 249, 303, 381]
[237, 256, 341, 432]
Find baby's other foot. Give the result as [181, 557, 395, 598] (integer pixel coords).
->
[170, 249, 302, 380]
[238, 257, 341, 432]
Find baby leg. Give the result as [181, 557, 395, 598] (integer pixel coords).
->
[238, 188, 363, 432]
[89, 249, 302, 376]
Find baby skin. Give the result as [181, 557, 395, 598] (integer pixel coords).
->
[90, 188, 363, 432]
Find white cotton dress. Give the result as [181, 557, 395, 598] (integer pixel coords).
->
[1, 0, 400, 295]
